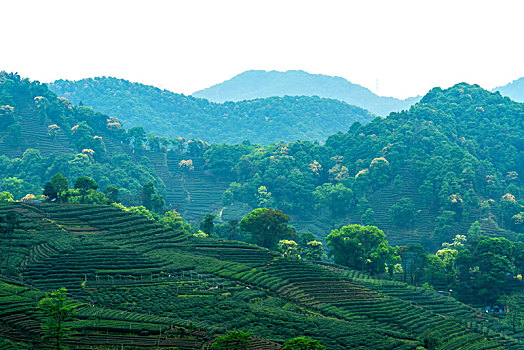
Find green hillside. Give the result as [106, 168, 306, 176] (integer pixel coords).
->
[1, 73, 523, 347]
[48, 76, 374, 145]
[3, 73, 524, 251]
[0, 72, 238, 219]
[192, 70, 421, 116]
[0, 72, 164, 206]
[203, 83, 524, 249]
[0, 202, 522, 349]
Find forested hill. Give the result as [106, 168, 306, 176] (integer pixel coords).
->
[0, 72, 164, 206]
[48, 77, 374, 145]
[4, 72, 524, 250]
[494, 77, 524, 102]
[192, 70, 421, 116]
[205, 83, 524, 248]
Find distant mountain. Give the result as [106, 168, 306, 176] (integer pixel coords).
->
[49, 77, 374, 145]
[493, 77, 524, 102]
[192, 70, 421, 116]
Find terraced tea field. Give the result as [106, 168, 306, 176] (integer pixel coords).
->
[144, 151, 231, 223]
[0, 278, 213, 349]
[0, 94, 76, 158]
[1, 203, 523, 349]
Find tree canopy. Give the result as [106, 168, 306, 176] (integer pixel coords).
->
[38, 287, 78, 349]
[326, 224, 398, 274]
[283, 336, 326, 350]
[211, 330, 252, 350]
[239, 208, 296, 249]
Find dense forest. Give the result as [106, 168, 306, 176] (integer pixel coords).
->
[202, 83, 524, 248]
[193, 70, 421, 116]
[49, 77, 374, 144]
[0, 72, 165, 206]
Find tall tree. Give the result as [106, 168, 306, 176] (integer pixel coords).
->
[1, 177, 24, 199]
[38, 288, 78, 350]
[283, 336, 326, 350]
[44, 173, 69, 203]
[313, 183, 353, 218]
[0, 192, 14, 202]
[304, 240, 324, 261]
[103, 185, 120, 203]
[141, 182, 165, 211]
[398, 244, 427, 284]
[128, 126, 146, 150]
[326, 224, 396, 274]
[498, 294, 523, 332]
[74, 176, 98, 203]
[278, 240, 301, 259]
[74, 176, 98, 193]
[240, 208, 296, 249]
[211, 330, 252, 350]
[142, 182, 155, 209]
[142, 181, 166, 211]
[473, 237, 514, 301]
[160, 210, 191, 233]
[200, 214, 215, 235]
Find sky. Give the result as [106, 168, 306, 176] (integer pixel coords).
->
[2, 0, 524, 99]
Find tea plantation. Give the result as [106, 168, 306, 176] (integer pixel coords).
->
[1, 202, 522, 349]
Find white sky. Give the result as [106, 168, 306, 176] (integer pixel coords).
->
[2, 0, 524, 99]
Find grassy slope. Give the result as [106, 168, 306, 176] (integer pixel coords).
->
[1, 202, 522, 349]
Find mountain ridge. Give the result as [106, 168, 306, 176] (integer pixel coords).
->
[493, 76, 524, 102]
[192, 69, 421, 116]
[49, 76, 374, 145]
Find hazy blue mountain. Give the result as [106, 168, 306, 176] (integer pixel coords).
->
[192, 70, 421, 116]
[493, 77, 524, 102]
[48, 77, 374, 145]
